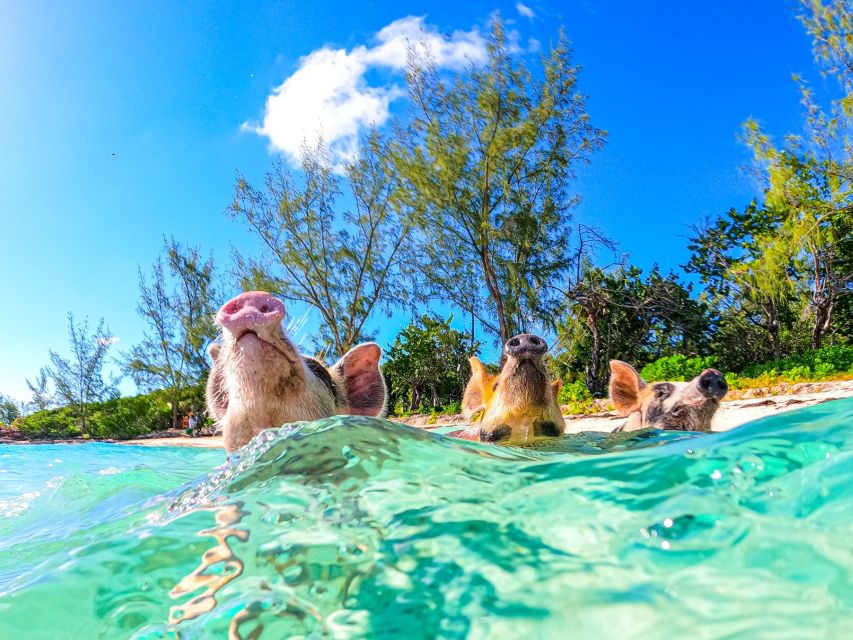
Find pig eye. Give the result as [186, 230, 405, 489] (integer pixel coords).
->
[492, 381, 499, 391]
[671, 405, 687, 417]
[654, 386, 671, 399]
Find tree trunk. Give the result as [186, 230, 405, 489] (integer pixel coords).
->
[811, 301, 831, 350]
[768, 322, 781, 360]
[762, 303, 782, 360]
[480, 246, 512, 344]
[585, 311, 603, 395]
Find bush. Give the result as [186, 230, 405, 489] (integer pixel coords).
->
[17, 392, 174, 440]
[557, 379, 596, 414]
[640, 354, 719, 382]
[16, 406, 80, 439]
[738, 345, 853, 379]
[694, 345, 853, 390]
[442, 401, 462, 415]
[558, 379, 592, 404]
[87, 395, 172, 439]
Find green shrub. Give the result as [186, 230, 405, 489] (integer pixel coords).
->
[87, 395, 172, 439]
[558, 379, 592, 404]
[17, 392, 174, 440]
[640, 354, 719, 382]
[442, 401, 462, 415]
[739, 345, 853, 379]
[557, 379, 596, 414]
[814, 362, 835, 376]
[16, 406, 80, 439]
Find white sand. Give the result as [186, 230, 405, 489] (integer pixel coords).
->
[117, 379, 853, 448]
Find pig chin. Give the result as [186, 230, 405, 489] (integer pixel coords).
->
[502, 357, 547, 407]
[228, 331, 301, 389]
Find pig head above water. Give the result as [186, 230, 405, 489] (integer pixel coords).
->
[608, 360, 728, 432]
[457, 333, 565, 443]
[206, 291, 387, 453]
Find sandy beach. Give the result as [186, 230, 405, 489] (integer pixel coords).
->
[106, 379, 853, 448]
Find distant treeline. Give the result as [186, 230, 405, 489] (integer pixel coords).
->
[2, 4, 851, 432]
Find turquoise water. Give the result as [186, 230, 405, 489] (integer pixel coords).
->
[2, 398, 853, 639]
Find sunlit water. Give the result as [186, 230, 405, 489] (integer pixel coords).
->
[2, 398, 852, 639]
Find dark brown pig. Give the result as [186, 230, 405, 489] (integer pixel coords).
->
[456, 333, 565, 443]
[608, 360, 728, 432]
[206, 291, 387, 453]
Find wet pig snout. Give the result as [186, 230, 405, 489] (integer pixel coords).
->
[505, 333, 548, 358]
[698, 368, 728, 400]
[218, 291, 285, 333]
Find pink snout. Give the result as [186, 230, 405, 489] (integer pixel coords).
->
[218, 291, 285, 334]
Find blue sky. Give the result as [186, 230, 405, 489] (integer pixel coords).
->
[0, 0, 821, 402]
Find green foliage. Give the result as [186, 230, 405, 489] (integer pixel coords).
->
[394, 19, 606, 343]
[685, 202, 796, 360]
[442, 401, 462, 415]
[641, 347, 852, 387]
[556, 379, 596, 414]
[708, 308, 812, 373]
[25, 368, 53, 413]
[640, 354, 720, 382]
[737, 345, 853, 379]
[16, 406, 82, 439]
[230, 132, 411, 357]
[554, 265, 710, 395]
[693, 1, 853, 356]
[85, 395, 172, 439]
[558, 379, 593, 404]
[44, 313, 120, 435]
[0, 393, 20, 426]
[383, 315, 478, 414]
[123, 237, 218, 429]
[637, 346, 853, 391]
[16, 392, 174, 440]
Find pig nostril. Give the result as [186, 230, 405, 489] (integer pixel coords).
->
[508, 338, 520, 348]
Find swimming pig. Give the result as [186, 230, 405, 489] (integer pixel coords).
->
[457, 333, 565, 442]
[206, 291, 387, 453]
[608, 360, 727, 432]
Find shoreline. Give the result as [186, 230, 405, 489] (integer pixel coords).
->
[3, 380, 851, 449]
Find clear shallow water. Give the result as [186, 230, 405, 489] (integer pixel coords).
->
[1, 399, 852, 639]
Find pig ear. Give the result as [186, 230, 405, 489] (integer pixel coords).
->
[207, 342, 221, 360]
[462, 356, 493, 418]
[333, 343, 387, 416]
[551, 379, 564, 400]
[609, 360, 645, 415]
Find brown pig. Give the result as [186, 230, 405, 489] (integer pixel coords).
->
[608, 360, 728, 432]
[456, 333, 565, 443]
[206, 291, 387, 453]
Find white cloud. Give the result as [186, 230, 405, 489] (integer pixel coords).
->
[97, 337, 120, 346]
[246, 16, 488, 164]
[516, 2, 535, 19]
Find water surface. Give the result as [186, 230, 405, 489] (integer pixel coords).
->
[2, 398, 852, 639]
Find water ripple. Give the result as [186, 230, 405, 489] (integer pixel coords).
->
[0, 398, 851, 638]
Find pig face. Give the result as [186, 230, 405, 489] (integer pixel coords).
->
[608, 360, 727, 432]
[460, 333, 565, 443]
[206, 291, 387, 453]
